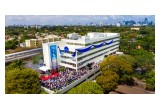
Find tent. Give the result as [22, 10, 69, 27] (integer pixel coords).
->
[39, 66, 51, 72]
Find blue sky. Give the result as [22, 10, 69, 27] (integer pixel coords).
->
[5, 15, 155, 26]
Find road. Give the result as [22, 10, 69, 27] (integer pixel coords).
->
[5, 52, 41, 63]
[5, 48, 42, 63]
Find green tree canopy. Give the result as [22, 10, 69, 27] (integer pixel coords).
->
[67, 81, 103, 94]
[5, 40, 17, 50]
[96, 70, 119, 93]
[145, 69, 155, 91]
[120, 75, 135, 86]
[5, 36, 18, 50]
[32, 56, 40, 64]
[119, 54, 136, 67]
[5, 68, 41, 94]
[130, 49, 154, 70]
[99, 55, 134, 77]
[6, 60, 25, 71]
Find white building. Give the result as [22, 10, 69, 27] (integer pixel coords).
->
[20, 42, 26, 47]
[116, 23, 121, 27]
[42, 32, 120, 71]
[131, 27, 140, 31]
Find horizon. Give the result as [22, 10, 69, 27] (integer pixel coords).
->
[5, 15, 155, 26]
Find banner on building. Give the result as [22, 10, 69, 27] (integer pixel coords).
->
[50, 45, 57, 69]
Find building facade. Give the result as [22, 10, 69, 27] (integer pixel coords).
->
[26, 38, 55, 47]
[25, 34, 60, 47]
[42, 32, 120, 71]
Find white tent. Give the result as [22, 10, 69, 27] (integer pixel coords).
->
[39, 66, 51, 72]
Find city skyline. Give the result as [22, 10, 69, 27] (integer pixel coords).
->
[5, 15, 155, 26]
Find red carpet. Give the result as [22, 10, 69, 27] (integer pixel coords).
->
[40, 69, 59, 81]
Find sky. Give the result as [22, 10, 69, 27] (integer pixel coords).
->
[5, 15, 155, 26]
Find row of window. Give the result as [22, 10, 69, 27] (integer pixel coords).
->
[60, 55, 76, 62]
[77, 39, 119, 56]
[78, 47, 119, 67]
[33, 40, 53, 44]
[60, 50, 74, 54]
[32, 39, 53, 42]
[77, 43, 119, 61]
[110, 47, 119, 52]
[66, 42, 85, 46]
[60, 55, 71, 59]
[61, 61, 76, 67]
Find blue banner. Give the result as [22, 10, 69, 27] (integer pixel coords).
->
[105, 40, 113, 45]
[57, 39, 114, 57]
[72, 51, 76, 57]
[76, 45, 92, 53]
[50, 45, 57, 69]
[92, 42, 104, 48]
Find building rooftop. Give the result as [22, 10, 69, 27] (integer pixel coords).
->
[63, 32, 119, 43]
[57, 32, 120, 52]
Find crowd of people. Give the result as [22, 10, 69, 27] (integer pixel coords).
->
[40, 62, 100, 91]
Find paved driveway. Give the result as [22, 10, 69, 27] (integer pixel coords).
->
[110, 85, 154, 94]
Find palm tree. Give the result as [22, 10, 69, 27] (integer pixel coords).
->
[14, 59, 25, 69]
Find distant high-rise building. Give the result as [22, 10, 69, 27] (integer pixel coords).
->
[121, 18, 154, 26]
[144, 18, 148, 24]
[149, 21, 153, 25]
[123, 20, 136, 26]
[99, 21, 104, 26]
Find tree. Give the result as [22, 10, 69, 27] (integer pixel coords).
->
[5, 36, 19, 50]
[99, 55, 134, 78]
[130, 49, 154, 71]
[5, 68, 41, 94]
[32, 56, 40, 64]
[6, 60, 25, 71]
[120, 75, 135, 86]
[5, 40, 17, 50]
[96, 70, 119, 93]
[20, 35, 27, 43]
[137, 27, 155, 52]
[145, 69, 155, 91]
[14, 59, 25, 69]
[67, 81, 103, 94]
[119, 54, 136, 67]
[120, 39, 128, 53]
